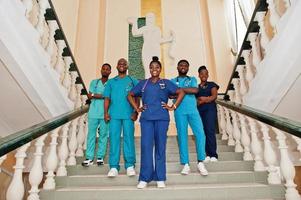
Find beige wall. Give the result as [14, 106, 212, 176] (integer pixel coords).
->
[207, 0, 233, 92]
[51, 0, 80, 52]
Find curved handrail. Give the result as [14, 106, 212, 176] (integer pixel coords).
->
[225, 0, 268, 94]
[44, 0, 88, 96]
[216, 99, 301, 138]
[0, 105, 89, 157]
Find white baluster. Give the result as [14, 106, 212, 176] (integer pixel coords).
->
[46, 21, 58, 57]
[248, 118, 265, 171]
[62, 57, 72, 90]
[35, 0, 50, 38]
[227, 90, 235, 103]
[267, 0, 280, 34]
[69, 72, 78, 102]
[83, 115, 88, 151]
[255, 12, 270, 55]
[291, 135, 301, 161]
[238, 114, 253, 160]
[248, 33, 261, 70]
[236, 65, 248, 99]
[28, 134, 48, 200]
[76, 115, 86, 157]
[57, 124, 70, 176]
[6, 143, 31, 200]
[43, 129, 59, 190]
[67, 119, 79, 166]
[218, 105, 228, 140]
[260, 122, 281, 184]
[231, 111, 243, 152]
[273, 128, 301, 200]
[232, 78, 242, 104]
[242, 50, 255, 83]
[75, 84, 83, 108]
[283, 0, 291, 9]
[55, 40, 66, 81]
[225, 108, 235, 146]
[22, 0, 33, 17]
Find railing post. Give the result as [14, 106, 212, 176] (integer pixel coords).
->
[273, 128, 301, 200]
[248, 118, 265, 171]
[22, 0, 34, 17]
[217, 105, 228, 140]
[241, 50, 254, 83]
[36, 0, 50, 38]
[238, 114, 253, 160]
[236, 65, 248, 100]
[76, 115, 86, 157]
[54, 40, 66, 81]
[231, 111, 243, 152]
[57, 123, 70, 176]
[291, 135, 301, 161]
[69, 72, 78, 102]
[67, 119, 78, 166]
[43, 128, 59, 190]
[255, 12, 269, 54]
[248, 33, 261, 70]
[62, 57, 72, 91]
[46, 21, 58, 59]
[28, 134, 48, 200]
[224, 108, 235, 146]
[232, 78, 242, 104]
[267, 0, 280, 34]
[260, 122, 281, 184]
[6, 143, 31, 200]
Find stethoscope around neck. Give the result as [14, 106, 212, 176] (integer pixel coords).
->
[141, 78, 166, 93]
[176, 76, 191, 86]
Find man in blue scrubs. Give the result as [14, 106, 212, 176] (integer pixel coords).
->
[171, 60, 208, 176]
[104, 58, 139, 177]
[82, 63, 111, 167]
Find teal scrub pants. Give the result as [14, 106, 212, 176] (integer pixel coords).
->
[175, 112, 206, 164]
[85, 118, 109, 160]
[109, 119, 136, 171]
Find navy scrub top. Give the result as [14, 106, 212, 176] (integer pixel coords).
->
[196, 81, 219, 112]
[130, 79, 178, 121]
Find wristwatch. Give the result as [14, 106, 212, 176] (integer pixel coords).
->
[91, 93, 94, 98]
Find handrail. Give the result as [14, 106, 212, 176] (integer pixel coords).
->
[0, 105, 89, 157]
[216, 99, 301, 138]
[225, 0, 268, 94]
[44, 0, 88, 96]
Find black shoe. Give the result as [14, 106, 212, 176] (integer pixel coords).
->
[82, 159, 93, 167]
[97, 158, 104, 166]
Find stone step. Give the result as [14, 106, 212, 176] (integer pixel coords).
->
[77, 151, 244, 164]
[67, 161, 254, 176]
[40, 183, 285, 200]
[55, 171, 268, 188]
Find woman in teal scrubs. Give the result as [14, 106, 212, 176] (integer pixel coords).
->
[128, 57, 185, 189]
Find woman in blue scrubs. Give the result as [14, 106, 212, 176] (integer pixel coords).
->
[128, 57, 185, 189]
[196, 66, 219, 162]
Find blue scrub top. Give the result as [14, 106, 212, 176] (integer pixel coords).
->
[88, 79, 106, 119]
[131, 79, 178, 121]
[103, 75, 139, 119]
[171, 76, 199, 115]
[196, 81, 219, 112]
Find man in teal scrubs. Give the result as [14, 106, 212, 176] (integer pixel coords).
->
[104, 58, 139, 177]
[171, 60, 208, 176]
[82, 63, 111, 167]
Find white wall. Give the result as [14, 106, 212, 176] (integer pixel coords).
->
[104, 0, 140, 77]
[161, 0, 206, 79]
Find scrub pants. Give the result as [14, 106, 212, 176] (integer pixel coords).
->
[198, 108, 218, 158]
[85, 118, 109, 160]
[174, 112, 206, 164]
[109, 119, 136, 171]
[139, 120, 169, 182]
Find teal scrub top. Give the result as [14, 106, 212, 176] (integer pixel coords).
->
[171, 76, 199, 115]
[103, 75, 139, 119]
[88, 79, 106, 119]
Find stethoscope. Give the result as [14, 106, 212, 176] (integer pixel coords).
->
[112, 75, 134, 91]
[141, 78, 166, 110]
[94, 79, 107, 90]
[176, 76, 191, 87]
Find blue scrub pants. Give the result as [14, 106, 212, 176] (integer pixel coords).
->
[85, 118, 109, 160]
[198, 108, 218, 158]
[139, 120, 169, 182]
[174, 112, 206, 164]
[109, 119, 136, 171]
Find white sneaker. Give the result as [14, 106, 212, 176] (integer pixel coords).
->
[197, 162, 208, 176]
[204, 156, 210, 163]
[137, 181, 147, 189]
[210, 157, 218, 162]
[81, 159, 93, 167]
[181, 164, 190, 175]
[126, 166, 136, 177]
[157, 181, 166, 188]
[107, 168, 118, 177]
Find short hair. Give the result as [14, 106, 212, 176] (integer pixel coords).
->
[198, 65, 208, 73]
[177, 59, 189, 66]
[149, 56, 162, 68]
[102, 63, 111, 69]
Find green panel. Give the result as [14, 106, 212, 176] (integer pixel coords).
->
[128, 18, 145, 80]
